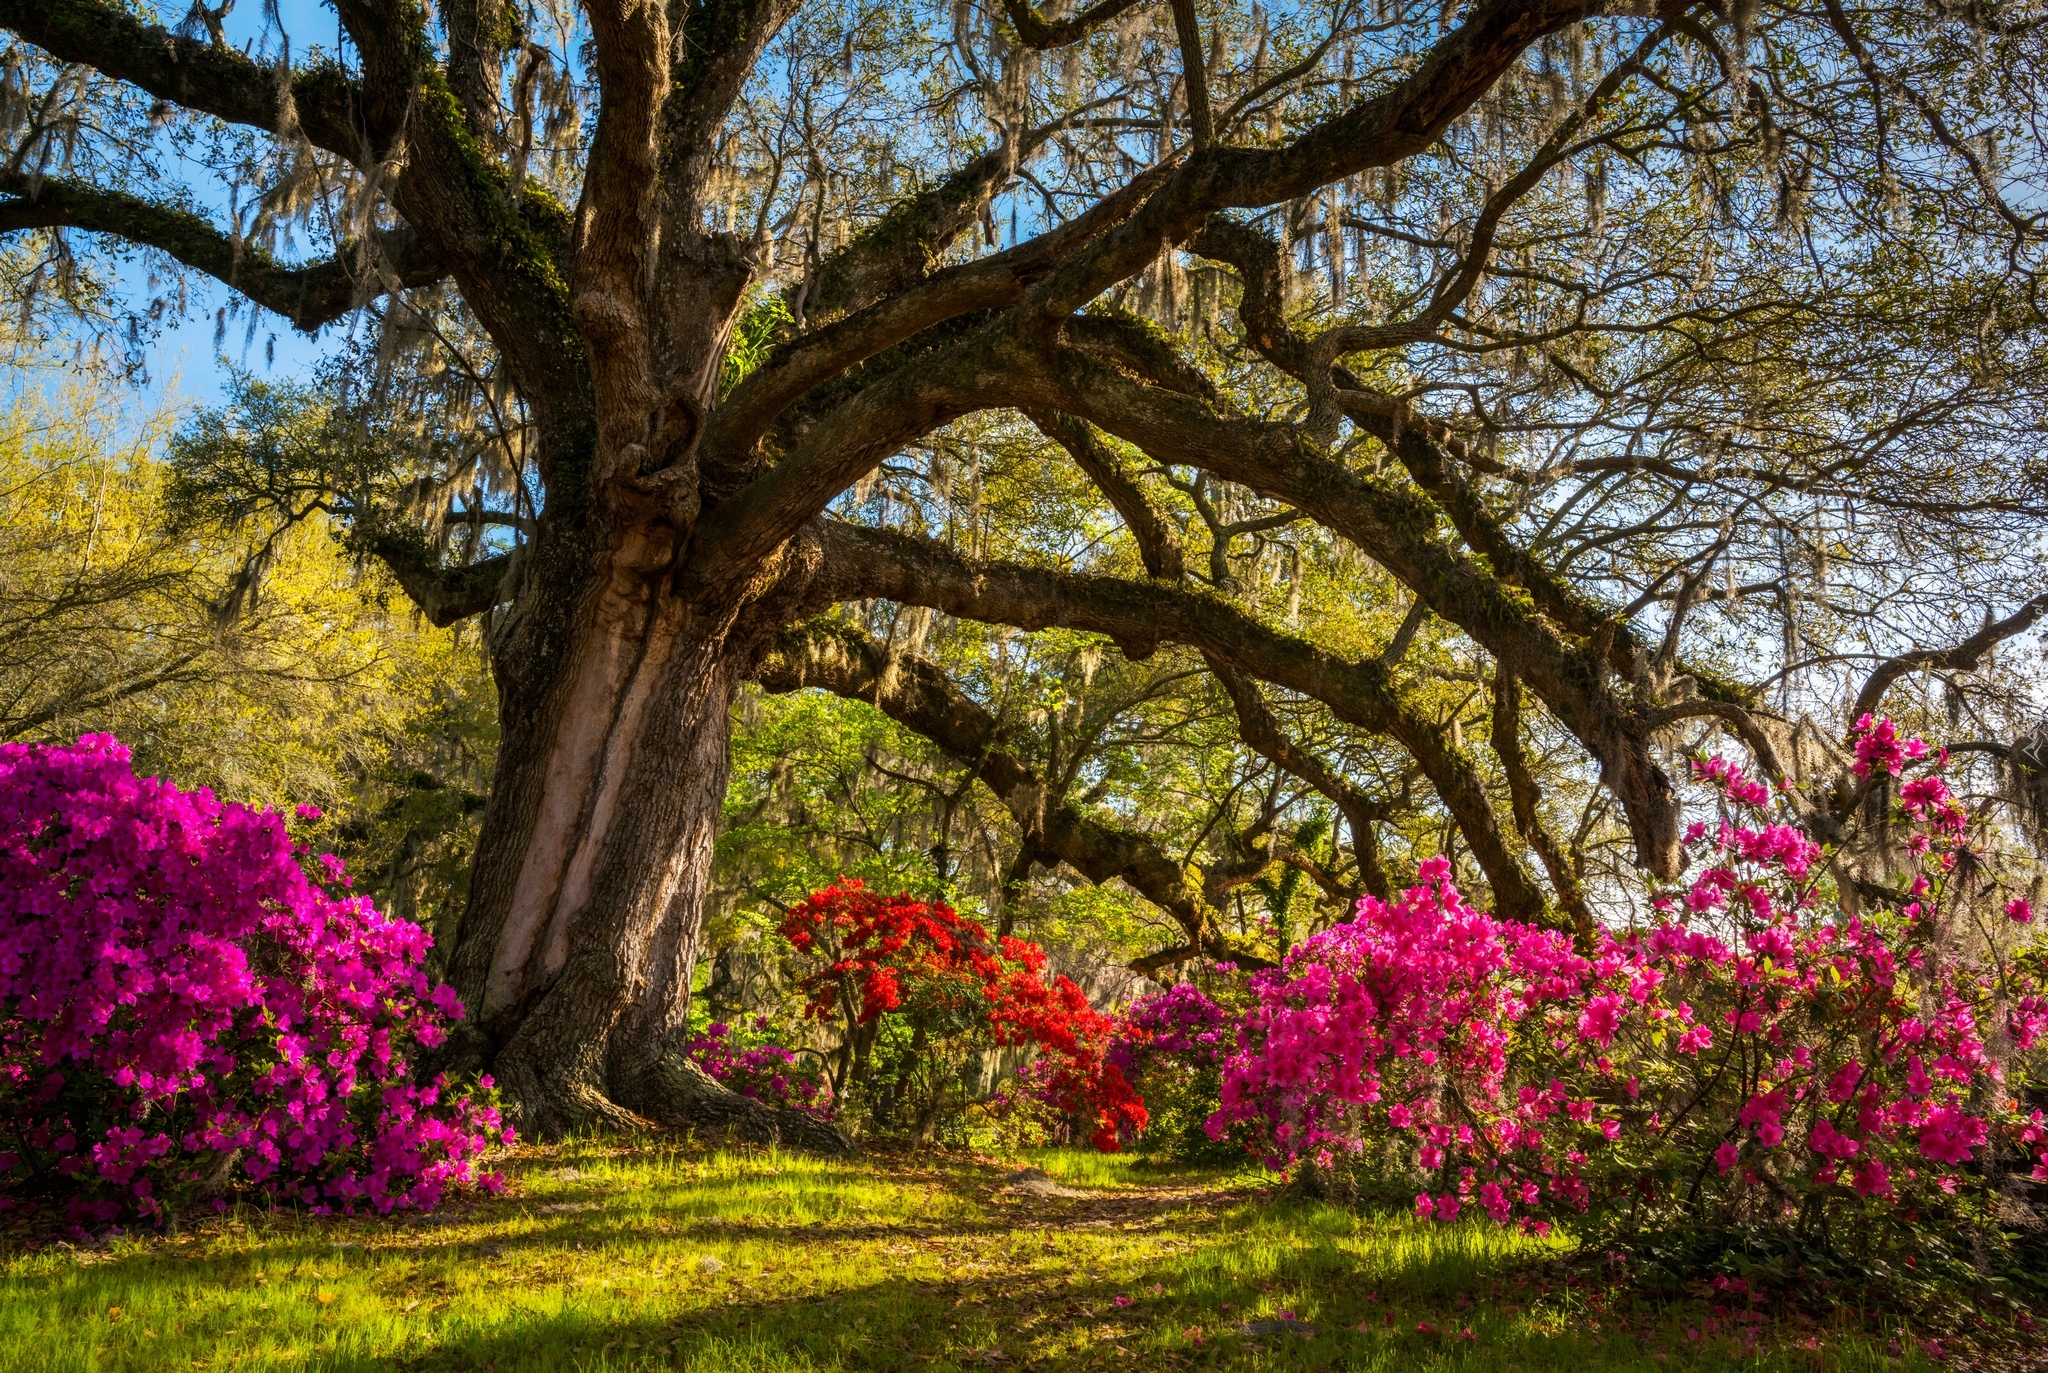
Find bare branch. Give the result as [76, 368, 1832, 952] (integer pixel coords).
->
[1850, 592, 2048, 724]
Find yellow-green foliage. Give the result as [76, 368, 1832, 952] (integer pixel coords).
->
[0, 383, 496, 948]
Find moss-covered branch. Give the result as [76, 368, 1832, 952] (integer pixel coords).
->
[813, 519, 1548, 924]
[751, 617, 1257, 967]
[0, 175, 444, 332]
[0, 0, 362, 157]
[361, 532, 515, 628]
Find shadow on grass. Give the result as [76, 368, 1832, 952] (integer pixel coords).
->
[277, 1207, 1746, 1373]
[1, 1158, 1933, 1373]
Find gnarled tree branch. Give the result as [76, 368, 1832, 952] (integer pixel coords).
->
[0, 174, 444, 332]
[999, 0, 1150, 50]
[813, 519, 1549, 922]
[0, 0, 363, 156]
[364, 536, 515, 628]
[1208, 658, 1394, 903]
[751, 616, 1261, 968]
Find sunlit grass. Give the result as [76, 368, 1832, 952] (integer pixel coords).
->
[0, 1143, 1940, 1371]
[1012, 1146, 1245, 1189]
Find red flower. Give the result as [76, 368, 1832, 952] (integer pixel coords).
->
[780, 881, 1145, 1150]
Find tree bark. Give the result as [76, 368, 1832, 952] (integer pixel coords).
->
[436, 517, 848, 1149]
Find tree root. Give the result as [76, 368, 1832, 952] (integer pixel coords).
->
[619, 1055, 856, 1155]
[491, 1041, 659, 1142]
[464, 1028, 856, 1155]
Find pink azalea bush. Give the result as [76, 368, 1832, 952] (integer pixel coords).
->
[0, 736, 508, 1228]
[1108, 981, 1231, 1081]
[1205, 717, 2047, 1255]
[686, 1017, 835, 1119]
[1106, 978, 1257, 1161]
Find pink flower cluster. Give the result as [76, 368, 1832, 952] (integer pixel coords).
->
[1689, 755, 1772, 807]
[0, 737, 507, 1228]
[1205, 856, 1605, 1230]
[1204, 717, 2047, 1240]
[687, 1018, 834, 1119]
[1851, 714, 1929, 779]
[1108, 982, 1229, 1080]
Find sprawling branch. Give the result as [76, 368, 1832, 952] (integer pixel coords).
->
[1201, 0, 1607, 208]
[0, 175, 444, 332]
[0, 0, 362, 157]
[706, 167, 1169, 469]
[693, 314, 1023, 596]
[1020, 0, 1605, 321]
[364, 537, 515, 628]
[1187, 213, 1739, 707]
[1004, 335, 1683, 876]
[1028, 409, 1185, 580]
[814, 520, 1548, 922]
[999, 0, 1150, 50]
[801, 124, 1067, 330]
[1207, 659, 1394, 903]
[751, 617, 1253, 966]
[1850, 591, 2048, 724]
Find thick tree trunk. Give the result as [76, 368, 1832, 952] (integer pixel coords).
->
[439, 529, 847, 1151]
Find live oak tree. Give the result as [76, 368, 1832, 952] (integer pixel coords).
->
[6, 0, 2047, 1139]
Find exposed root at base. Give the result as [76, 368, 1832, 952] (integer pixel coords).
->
[491, 1047, 659, 1142]
[620, 1055, 856, 1155]
[488, 1038, 854, 1154]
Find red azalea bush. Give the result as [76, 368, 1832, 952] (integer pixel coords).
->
[782, 880, 1144, 1149]
[1206, 718, 2046, 1260]
[0, 736, 507, 1228]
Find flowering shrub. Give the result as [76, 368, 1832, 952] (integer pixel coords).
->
[1206, 719, 2046, 1258]
[0, 737, 506, 1228]
[686, 1017, 834, 1119]
[782, 881, 1144, 1149]
[1206, 854, 1597, 1214]
[1106, 980, 1248, 1161]
[1109, 981, 1232, 1080]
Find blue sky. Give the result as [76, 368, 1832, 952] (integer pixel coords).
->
[108, 0, 354, 415]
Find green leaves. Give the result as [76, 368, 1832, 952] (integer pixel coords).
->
[721, 291, 796, 397]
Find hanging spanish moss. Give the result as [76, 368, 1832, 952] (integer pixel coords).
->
[2002, 725, 2048, 848]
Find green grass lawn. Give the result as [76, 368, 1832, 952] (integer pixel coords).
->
[0, 1143, 1958, 1371]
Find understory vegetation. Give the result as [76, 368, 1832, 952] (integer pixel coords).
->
[9, 0, 2048, 1363]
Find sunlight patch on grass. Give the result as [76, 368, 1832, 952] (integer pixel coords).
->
[0, 1145, 1942, 1372]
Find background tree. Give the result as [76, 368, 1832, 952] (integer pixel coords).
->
[0, 378, 500, 958]
[4, 0, 2045, 1138]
